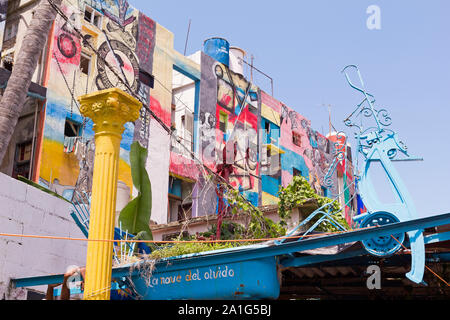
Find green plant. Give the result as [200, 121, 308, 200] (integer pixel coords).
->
[119, 142, 153, 241]
[225, 188, 286, 240]
[278, 176, 348, 232]
[149, 241, 240, 260]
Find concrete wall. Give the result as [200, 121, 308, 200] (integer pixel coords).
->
[0, 173, 87, 300]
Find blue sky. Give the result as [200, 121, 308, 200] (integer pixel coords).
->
[130, 0, 450, 217]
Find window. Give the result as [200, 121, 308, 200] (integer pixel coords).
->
[219, 112, 228, 133]
[17, 142, 32, 163]
[265, 122, 270, 134]
[292, 132, 302, 147]
[3, 59, 13, 71]
[84, 8, 92, 22]
[13, 141, 32, 179]
[293, 168, 302, 178]
[321, 186, 328, 197]
[84, 6, 102, 28]
[65, 119, 81, 138]
[4, 21, 18, 41]
[64, 119, 81, 153]
[93, 13, 102, 28]
[79, 53, 91, 75]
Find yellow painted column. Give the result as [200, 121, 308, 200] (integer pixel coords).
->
[78, 88, 141, 300]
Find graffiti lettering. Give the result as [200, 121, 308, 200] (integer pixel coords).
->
[136, 12, 156, 74]
[281, 105, 299, 130]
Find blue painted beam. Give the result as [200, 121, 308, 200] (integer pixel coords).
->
[12, 213, 450, 288]
[279, 249, 368, 268]
[14, 274, 65, 288]
[280, 229, 450, 269]
[424, 231, 450, 245]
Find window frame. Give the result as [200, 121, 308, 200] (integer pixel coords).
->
[64, 118, 82, 138]
[83, 5, 102, 29]
[79, 52, 92, 76]
[219, 111, 228, 133]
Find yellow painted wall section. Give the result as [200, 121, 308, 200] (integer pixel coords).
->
[261, 102, 281, 126]
[262, 191, 280, 206]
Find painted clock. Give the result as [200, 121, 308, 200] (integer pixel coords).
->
[96, 39, 139, 93]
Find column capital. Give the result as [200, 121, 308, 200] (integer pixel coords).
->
[78, 88, 142, 136]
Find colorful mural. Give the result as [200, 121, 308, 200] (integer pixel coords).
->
[196, 52, 351, 214]
[260, 91, 338, 206]
[29, 0, 354, 224]
[199, 53, 260, 209]
[37, 0, 166, 199]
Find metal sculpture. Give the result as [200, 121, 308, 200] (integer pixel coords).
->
[342, 65, 426, 285]
[322, 131, 348, 189]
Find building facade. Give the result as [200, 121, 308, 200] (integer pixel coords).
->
[0, 0, 355, 241]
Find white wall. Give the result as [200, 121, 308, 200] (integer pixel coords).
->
[0, 173, 87, 300]
[146, 118, 170, 225]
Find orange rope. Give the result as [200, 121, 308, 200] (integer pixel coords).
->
[0, 231, 341, 244]
[0, 226, 376, 244]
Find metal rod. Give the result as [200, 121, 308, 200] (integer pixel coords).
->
[183, 19, 191, 56]
[29, 100, 39, 180]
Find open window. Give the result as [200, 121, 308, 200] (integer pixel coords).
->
[64, 118, 82, 153]
[65, 119, 81, 138]
[12, 141, 32, 179]
[172, 68, 195, 157]
[293, 168, 302, 177]
[219, 111, 228, 133]
[168, 176, 194, 223]
[292, 132, 302, 147]
[84, 5, 102, 29]
[79, 52, 91, 76]
[3, 56, 13, 71]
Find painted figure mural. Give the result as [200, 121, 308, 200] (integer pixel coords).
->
[199, 52, 260, 208]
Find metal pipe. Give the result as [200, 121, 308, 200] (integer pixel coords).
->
[28, 99, 39, 180]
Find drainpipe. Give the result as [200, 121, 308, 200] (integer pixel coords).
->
[28, 99, 39, 180]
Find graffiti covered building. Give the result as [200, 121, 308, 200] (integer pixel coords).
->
[0, 1, 355, 240]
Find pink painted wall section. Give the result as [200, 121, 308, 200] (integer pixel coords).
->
[150, 95, 171, 128]
[260, 91, 281, 113]
[169, 152, 200, 182]
[261, 90, 338, 196]
[279, 106, 314, 168]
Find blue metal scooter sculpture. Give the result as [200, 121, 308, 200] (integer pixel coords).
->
[342, 65, 426, 285]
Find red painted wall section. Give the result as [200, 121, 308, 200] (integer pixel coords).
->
[169, 151, 200, 182]
[150, 95, 171, 128]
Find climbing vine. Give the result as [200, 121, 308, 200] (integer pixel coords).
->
[278, 176, 349, 232]
[224, 188, 286, 240]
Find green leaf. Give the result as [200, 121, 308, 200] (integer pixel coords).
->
[119, 142, 152, 239]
